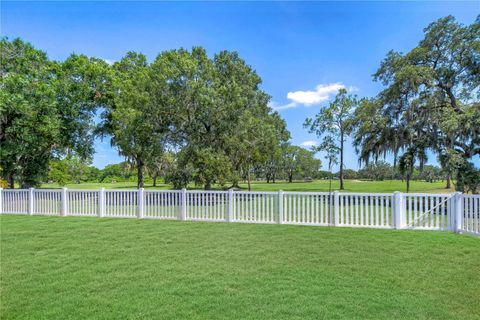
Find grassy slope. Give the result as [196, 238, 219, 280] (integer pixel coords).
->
[1, 215, 478, 319]
[39, 179, 454, 193]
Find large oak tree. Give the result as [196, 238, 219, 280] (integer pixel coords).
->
[1, 38, 110, 187]
[353, 15, 480, 192]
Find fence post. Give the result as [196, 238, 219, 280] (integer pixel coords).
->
[277, 190, 284, 224]
[454, 192, 463, 233]
[28, 188, 34, 215]
[334, 191, 340, 226]
[98, 188, 105, 218]
[394, 192, 406, 229]
[0, 188, 3, 214]
[227, 189, 234, 222]
[137, 188, 144, 219]
[61, 187, 68, 216]
[180, 188, 187, 221]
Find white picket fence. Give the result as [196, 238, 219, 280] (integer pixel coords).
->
[0, 188, 478, 235]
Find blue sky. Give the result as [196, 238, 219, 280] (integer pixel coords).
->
[2, 1, 479, 169]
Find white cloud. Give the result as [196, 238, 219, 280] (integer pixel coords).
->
[300, 140, 318, 148]
[271, 82, 358, 111]
[268, 101, 297, 111]
[287, 83, 345, 106]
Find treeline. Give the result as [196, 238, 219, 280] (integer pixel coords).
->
[1, 40, 321, 190]
[345, 162, 447, 182]
[305, 16, 479, 193]
[47, 147, 322, 186]
[46, 158, 447, 187]
[1, 16, 479, 192]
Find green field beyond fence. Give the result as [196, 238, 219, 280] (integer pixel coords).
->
[38, 179, 455, 193]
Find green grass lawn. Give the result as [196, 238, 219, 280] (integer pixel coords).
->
[39, 179, 454, 193]
[1, 215, 478, 319]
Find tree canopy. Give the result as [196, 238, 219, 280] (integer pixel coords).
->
[352, 15, 480, 192]
[1, 39, 296, 189]
[148, 48, 290, 189]
[304, 88, 357, 190]
[2, 15, 478, 193]
[0, 38, 110, 188]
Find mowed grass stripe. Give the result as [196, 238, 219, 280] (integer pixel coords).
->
[1, 215, 479, 319]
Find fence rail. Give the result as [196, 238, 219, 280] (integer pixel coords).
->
[0, 188, 478, 235]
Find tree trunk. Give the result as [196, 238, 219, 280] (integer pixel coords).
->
[137, 160, 144, 189]
[406, 174, 410, 193]
[288, 172, 293, 183]
[205, 182, 212, 190]
[339, 131, 345, 190]
[153, 176, 157, 187]
[446, 174, 451, 189]
[456, 171, 464, 192]
[247, 167, 252, 191]
[272, 173, 276, 184]
[393, 149, 398, 180]
[266, 174, 270, 184]
[8, 174, 14, 189]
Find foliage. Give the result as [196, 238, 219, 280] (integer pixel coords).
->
[0, 38, 109, 188]
[456, 161, 480, 194]
[358, 161, 393, 181]
[85, 166, 101, 182]
[150, 48, 289, 189]
[164, 164, 193, 190]
[312, 135, 339, 173]
[415, 165, 443, 183]
[1, 38, 61, 188]
[230, 112, 288, 190]
[146, 152, 175, 187]
[304, 89, 358, 189]
[99, 162, 134, 183]
[4, 16, 478, 193]
[316, 170, 335, 179]
[0, 178, 9, 189]
[55, 54, 112, 159]
[282, 144, 321, 183]
[178, 147, 233, 189]
[47, 160, 70, 186]
[342, 169, 359, 180]
[48, 157, 102, 185]
[353, 16, 480, 192]
[102, 52, 167, 188]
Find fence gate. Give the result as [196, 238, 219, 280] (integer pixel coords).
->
[404, 193, 454, 231]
